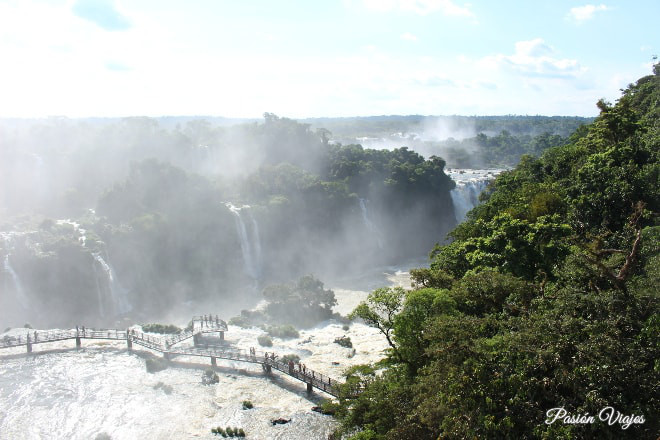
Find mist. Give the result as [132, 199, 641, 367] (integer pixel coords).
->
[0, 114, 459, 329]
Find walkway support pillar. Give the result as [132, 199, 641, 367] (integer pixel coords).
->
[211, 357, 217, 366]
[26, 340, 32, 353]
[219, 331, 224, 341]
[76, 336, 81, 348]
[307, 382, 313, 394]
[164, 352, 171, 360]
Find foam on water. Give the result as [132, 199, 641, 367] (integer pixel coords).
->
[0, 265, 413, 439]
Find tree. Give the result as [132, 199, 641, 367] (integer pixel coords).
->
[349, 287, 405, 361]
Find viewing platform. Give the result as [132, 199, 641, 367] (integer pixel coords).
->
[0, 315, 341, 397]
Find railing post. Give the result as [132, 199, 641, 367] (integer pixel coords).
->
[211, 356, 217, 366]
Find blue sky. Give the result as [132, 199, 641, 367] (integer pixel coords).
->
[0, 0, 657, 118]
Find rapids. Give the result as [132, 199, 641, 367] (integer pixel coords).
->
[0, 264, 414, 439]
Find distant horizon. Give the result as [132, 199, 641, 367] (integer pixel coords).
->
[0, 113, 596, 121]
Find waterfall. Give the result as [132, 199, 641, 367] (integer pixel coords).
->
[358, 198, 383, 249]
[93, 253, 132, 317]
[4, 254, 30, 310]
[92, 258, 106, 318]
[448, 169, 501, 223]
[225, 203, 262, 280]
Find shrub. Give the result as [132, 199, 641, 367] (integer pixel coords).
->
[237, 428, 246, 437]
[334, 335, 353, 348]
[141, 323, 182, 334]
[281, 353, 301, 364]
[265, 324, 299, 339]
[242, 400, 253, 409]
[202, 369, 219, 385]
[145, 357, 168, 373]
[226, 427, 234, 436]
[257, 334, 273, 347]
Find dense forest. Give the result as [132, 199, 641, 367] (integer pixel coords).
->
[1, 104, 590, 328]
[329, 66, 659, 438]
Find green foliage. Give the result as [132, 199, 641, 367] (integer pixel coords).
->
[334, 335, 353, 348]
[257, 334, 273, 347]
[264, 324, 299, 339]
[202, 369, 219, 385]
[349, 287, 405, 360]
[145, 358, 168, 373]
[262, 275, 337, 327]
[141, 323, 181, 334]
[281, 353, 301, 363]
[333, 66, 660, 439]
[242, 400, 253, 410]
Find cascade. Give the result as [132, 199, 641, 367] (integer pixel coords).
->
[225, 203, 262, 280]
[358, 198, 383, 249]
[3, 254, 30, 310]
[93, 253, 132, 317]
[448, 169, 502, 223]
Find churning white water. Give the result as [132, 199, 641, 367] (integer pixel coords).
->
[447, 169, 503, 223]
[0, 265, 407, 439]
[225, 203, 262, 281]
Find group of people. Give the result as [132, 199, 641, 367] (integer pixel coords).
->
[200, 314, 222, 327]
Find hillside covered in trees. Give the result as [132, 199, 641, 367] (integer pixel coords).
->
[331, 66, 659, 439]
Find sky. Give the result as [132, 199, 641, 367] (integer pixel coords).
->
[0, 0, 657, 118]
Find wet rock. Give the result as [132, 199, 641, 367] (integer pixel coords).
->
[271, 418, 291, 425]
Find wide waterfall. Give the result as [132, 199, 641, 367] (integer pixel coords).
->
[358, 198, 383, 249]
[225, 203, 262, 280]
[448, 169, 503, 223]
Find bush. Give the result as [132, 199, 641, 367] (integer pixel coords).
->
[226, 427, 233, 436]
[281, 353, 301, 364]
[265, 324, 299, 339]
[257, 334, 273, 347]
[334, 335, 353, 348]
[145, 357, 168, 373]
[202, 369, 219, 385]
[230, 309, 267, 328]
[211, 426, 226, 436]
[242, 400, 254, 409]
[141, 323, 182, 334]
[23, 323, 32, 329]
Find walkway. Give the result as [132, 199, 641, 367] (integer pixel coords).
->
[0, 315, 340, 397]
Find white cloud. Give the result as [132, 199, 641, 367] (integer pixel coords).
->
[482, 38, 583, 78]
[362, 0, 474, 17]
[567, 4, 609, 22]
[400, 32, 418, 41]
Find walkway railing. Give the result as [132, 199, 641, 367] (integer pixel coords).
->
[0, 318, 340, 397]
